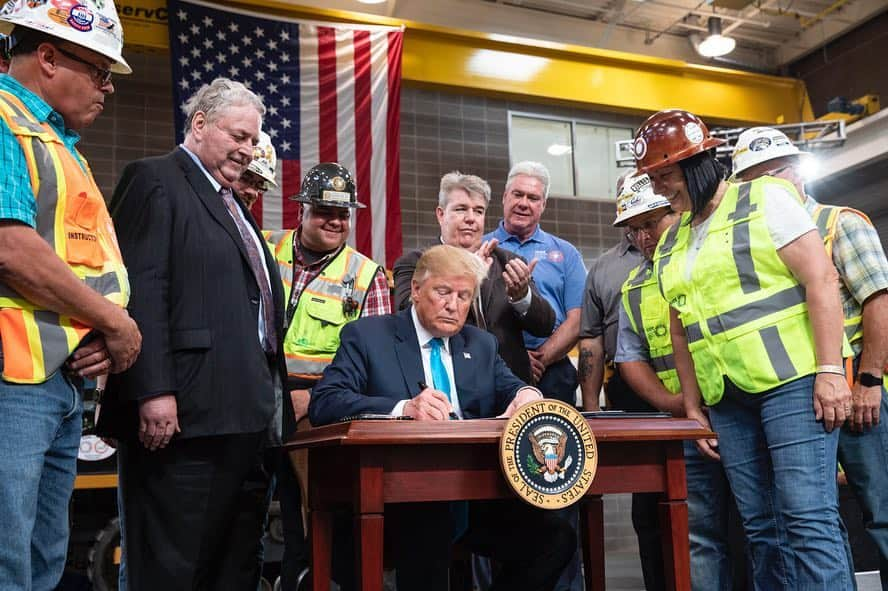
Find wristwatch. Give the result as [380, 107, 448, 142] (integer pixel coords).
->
[858, 372, 882, 388]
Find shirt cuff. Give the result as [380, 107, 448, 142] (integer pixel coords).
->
[510, 289, 533, 315]
[391, 399, 409, 417]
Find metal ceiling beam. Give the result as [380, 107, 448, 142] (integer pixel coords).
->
[775, 0, 888, 64]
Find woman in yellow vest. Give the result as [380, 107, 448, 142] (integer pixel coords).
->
[634, 110, 853, 590]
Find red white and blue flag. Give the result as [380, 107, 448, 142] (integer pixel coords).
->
[168, 0, 404, 267]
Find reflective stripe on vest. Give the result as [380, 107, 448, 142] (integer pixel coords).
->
[653, 177, 816, 405]
[0, 91, 129, 383]
[262, 232, 380, 379]
[812, 204, 867, 348]
[621, 261, 680, 394]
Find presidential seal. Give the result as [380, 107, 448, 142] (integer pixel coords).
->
[500, 399, 597, 509]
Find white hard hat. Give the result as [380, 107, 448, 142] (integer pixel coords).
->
[613, 172, 671, 227]
[247, 131, 278, 187]
[0, 0, 131, 74]
[730, 127, 808, 180]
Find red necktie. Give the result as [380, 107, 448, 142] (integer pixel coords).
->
[220, 188, 277, 354]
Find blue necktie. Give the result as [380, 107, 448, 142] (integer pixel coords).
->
[430, 338, 468, 538]
[429, 337, 452, 402]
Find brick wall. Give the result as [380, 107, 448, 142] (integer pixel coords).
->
[82, 48, 633, 266]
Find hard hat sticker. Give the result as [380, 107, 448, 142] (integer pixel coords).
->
[67, 4, 94, 31]
[684, 122, 704, 144]
[631, 137, 647, 160]
[749, 137, 772, 152]
[322, 190, 350, 203]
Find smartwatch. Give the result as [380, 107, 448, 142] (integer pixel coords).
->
[858, 372, 882, 388]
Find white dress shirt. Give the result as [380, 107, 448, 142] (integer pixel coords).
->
[391, 307, 463, 418]
[180, 144, 273, 347]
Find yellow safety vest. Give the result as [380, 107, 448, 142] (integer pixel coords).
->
[621, 261, 680, 395]
[0, 90, 129, 383]
[263, 230, 380, 379]
[654, 178, 817, 405]
[811, 203, 870, 348]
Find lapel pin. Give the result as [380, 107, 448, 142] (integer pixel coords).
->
[463, 352, 472, 359]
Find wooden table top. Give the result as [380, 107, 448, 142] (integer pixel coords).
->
[286, 417, 714, 449]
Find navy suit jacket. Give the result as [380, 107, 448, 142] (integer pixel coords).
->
[309, 309, 527, 426]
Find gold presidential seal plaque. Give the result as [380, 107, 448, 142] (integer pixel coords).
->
[500, 399, 597, 509]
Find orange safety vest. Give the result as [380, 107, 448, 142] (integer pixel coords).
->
[0, 90, 129, 383]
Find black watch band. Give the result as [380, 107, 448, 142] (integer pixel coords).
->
[858, 372, 882, 388]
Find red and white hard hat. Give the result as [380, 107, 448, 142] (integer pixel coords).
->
[730, 127, 808, 180]
[613, 171, 671, 227]
[0, 0, 131, 74]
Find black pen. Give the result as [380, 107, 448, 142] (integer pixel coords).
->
[417, 381, 459, 420]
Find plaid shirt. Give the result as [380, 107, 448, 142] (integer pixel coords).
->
[290, 239, 391, 320]
[805, 196, 888, 355]
[0, 74, 86, 227]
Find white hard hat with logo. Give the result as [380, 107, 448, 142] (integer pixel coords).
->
[613, 172, 671, 227]
[247, 131, 278, 187]
[0, 0, 131, 74]
[730, 127, 808, 180]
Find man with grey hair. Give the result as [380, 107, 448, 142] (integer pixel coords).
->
[484, 161, 588, 591]
[393, 171, 554, 382]
[106, 77, 286, 589]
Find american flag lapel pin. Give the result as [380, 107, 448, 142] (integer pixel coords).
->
[463, 352, 472, 359]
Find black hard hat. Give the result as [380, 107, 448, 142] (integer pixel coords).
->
[291, 162, 365, 209]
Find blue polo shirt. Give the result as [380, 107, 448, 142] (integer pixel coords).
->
[485, 221, 587, 350]
[0, 74, 85, 228]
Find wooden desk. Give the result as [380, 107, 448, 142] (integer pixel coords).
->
[288, 418, 712, 591]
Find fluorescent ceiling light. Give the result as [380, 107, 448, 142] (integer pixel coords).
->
[467, 50, 548, 82]
[547, 144, 572, 156]
[356, 0, 387, 4]
[695, 17, 736, 58]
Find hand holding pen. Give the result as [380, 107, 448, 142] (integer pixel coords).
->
[403, 381, 458, 421]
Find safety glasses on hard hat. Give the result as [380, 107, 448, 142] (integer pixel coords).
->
[55, 46, 112, 87]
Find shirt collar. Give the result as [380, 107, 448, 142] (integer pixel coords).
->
[618, 233, 638, 256]
[494, 220, 544, 245]
[0, 74, 80, 143]
[411, 307, 450, 352]
[179, 144, 222, 193]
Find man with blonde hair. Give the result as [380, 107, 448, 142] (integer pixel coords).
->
[107, 78, 285, 589]
[310, 244, 573, 591]
[393, 171, 554, 383]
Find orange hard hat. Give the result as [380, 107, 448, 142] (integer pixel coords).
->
[631, 109, 725, 175]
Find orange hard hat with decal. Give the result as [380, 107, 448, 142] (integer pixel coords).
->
[632, 109, 724, 175]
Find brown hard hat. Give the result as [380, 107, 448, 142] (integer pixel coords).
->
[631, 109, 725, 175]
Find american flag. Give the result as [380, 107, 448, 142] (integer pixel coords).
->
[168, 0, 404, 268]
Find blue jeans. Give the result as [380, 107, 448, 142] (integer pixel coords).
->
[0, 371, 82, 590]
[838, 386, 888, 590]
[708, 375, 851, 590]
[685, 441, 735, 591]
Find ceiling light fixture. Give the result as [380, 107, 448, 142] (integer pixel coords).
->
[356, 0, 387, 4]
[696, 17, 736, 58]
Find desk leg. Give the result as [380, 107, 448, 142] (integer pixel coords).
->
[659, 500, 691, 591]
[355, 513, 384, 591]
[311, 510, 332, 591]
[581, 495, 606, 591]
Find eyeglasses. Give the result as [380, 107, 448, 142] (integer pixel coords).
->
[240, 173, 270, 193]
[55, 46, 112, 87]
[736, 164, 792, 183]
[627, 211, 670, 238]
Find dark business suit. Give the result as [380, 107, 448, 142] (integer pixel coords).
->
[393, 246, 554, 383]
[309, 310, 574, 591]
[106, 148, 286, 590]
